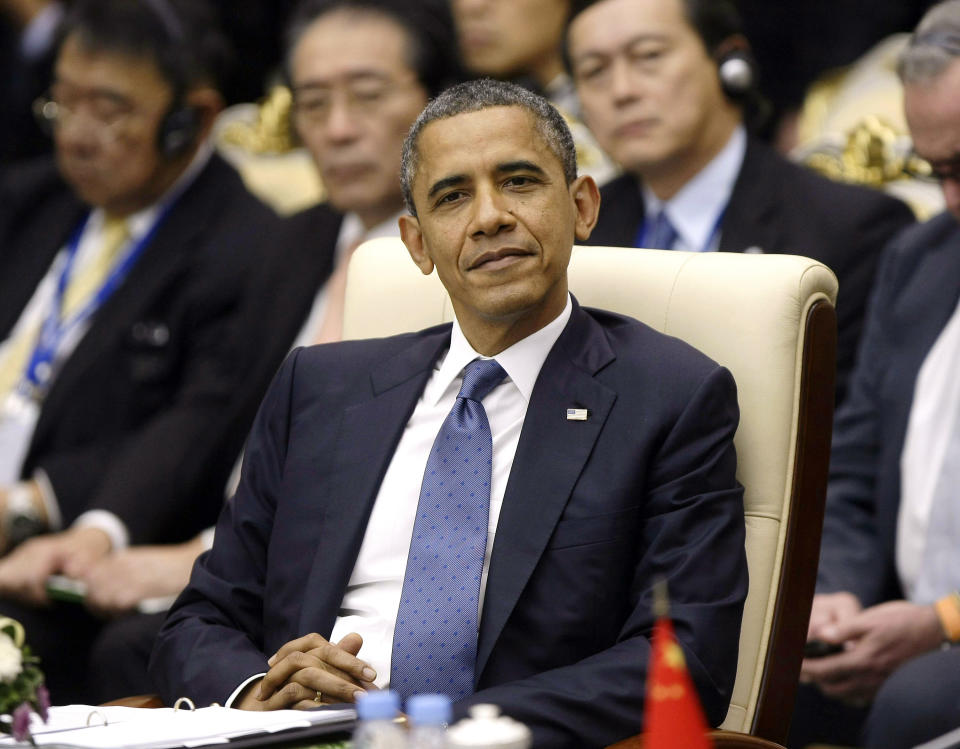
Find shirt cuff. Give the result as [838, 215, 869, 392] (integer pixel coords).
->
[31, 469, 62, 531]
[72, 509, 129, 551]
[226, 673, 265, 708]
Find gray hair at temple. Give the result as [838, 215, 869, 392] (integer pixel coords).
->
[899, 0, 960, 84]
[400, 79, 578, 216]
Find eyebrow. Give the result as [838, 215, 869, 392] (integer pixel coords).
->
[426, 160, 548, 200]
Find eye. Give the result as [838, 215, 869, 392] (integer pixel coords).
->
[436, 190, 466, 207]
[503, 175, 538, 189]
[576, 59, 608, 82]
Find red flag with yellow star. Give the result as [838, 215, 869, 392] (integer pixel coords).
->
[644, 586, 713, 748]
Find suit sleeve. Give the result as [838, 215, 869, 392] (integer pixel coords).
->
[456, 365, 747, 748]
[149, 349, 301, 706]
[817, 239, 900, 606]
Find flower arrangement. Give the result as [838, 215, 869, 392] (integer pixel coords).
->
[0, 617, 48, 743]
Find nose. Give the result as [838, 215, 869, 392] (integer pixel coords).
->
[324, 96, 361, 144]
[610, 57, 641, 106]
[943, 177, 960, 221]
[469, 183, 516, 237]
[54, 111, 103, 156]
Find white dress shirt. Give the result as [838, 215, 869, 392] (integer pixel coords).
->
[641, 125, 746, 253]
[898, 295, 960, 602]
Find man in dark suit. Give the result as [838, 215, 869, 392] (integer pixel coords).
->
[0, 0, 278, 702]
[565, 0, 916, 405]
[795, 4, 960, 747]
[151, 79, 748, 748]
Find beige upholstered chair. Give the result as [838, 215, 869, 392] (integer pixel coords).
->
[343, 239, 839, 748]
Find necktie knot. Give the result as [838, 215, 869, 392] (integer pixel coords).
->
[458, 359, 506, 403]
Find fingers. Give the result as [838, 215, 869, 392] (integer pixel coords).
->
[259, 633, 375, 702]
[807, 592, 862, 640]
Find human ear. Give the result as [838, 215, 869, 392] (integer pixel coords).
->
[399, 214, 435, 276]
[571, 175, 601, 241]
[183, 86, 224, 143]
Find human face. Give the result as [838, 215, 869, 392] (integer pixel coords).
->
[568, 0, 739, 186]
[290, 11, 428, 228]
[452, 0, 569, 86]
[905, 59, 960, 221]
[51, 34, 180, 216]
[399, 106, 599, 354]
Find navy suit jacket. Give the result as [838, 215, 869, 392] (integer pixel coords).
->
[818, 213, 960, 606]
[588, 137, 915, 405]
[151, 300, 748, 748]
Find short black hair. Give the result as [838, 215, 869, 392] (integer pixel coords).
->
[567, 0, 743, 57]
[400, 79, 578, 216]
[283, 0, 464, 99]
[56, 0, 233, 96]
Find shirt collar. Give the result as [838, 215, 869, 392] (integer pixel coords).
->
[642, 124, 746, 252]
[425, 293, 573, 406]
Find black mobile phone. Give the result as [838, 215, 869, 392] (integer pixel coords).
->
[804, 639, 844, 658]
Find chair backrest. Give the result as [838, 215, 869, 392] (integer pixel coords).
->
[343, 239, 837, 744]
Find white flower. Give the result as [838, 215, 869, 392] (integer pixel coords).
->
[0, 632, 23, 683]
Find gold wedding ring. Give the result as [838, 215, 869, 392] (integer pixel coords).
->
[314, 690, 322, 703]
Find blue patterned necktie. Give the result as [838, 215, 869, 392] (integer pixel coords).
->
[647, 210, 679, 250]
[391, 358, 507, 700]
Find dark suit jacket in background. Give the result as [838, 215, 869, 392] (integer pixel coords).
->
[152, 300, 748, 748]
[817, 212, 960, 607]
[587, 138, 916, 405]
[0, 153, 278, 544]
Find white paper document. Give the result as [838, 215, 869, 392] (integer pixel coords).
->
[0, 703, 355, 748]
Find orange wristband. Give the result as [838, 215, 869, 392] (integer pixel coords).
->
[934, 592, 960, 642]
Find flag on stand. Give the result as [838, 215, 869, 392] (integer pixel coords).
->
[644, 582, 713, 749]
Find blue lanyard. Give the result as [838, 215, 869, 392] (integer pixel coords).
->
[19, 207, 169, 398]
[635, 205, 727, 253]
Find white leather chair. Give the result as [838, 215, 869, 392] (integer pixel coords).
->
[343, 239, 839, 748]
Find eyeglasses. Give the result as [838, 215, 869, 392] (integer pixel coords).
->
[292, 76, 420, 125]
[32, 90, 143, 145]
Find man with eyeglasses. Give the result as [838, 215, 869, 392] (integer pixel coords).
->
[794, 3, 960, 747]
[0, 0, 278, 703]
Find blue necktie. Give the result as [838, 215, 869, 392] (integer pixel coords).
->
[391, 358, 507, 700]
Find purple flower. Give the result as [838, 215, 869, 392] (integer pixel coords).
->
[36, 685, 50, 723]
[12, 702, 32, 742]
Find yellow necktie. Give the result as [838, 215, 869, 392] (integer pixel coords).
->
[0, 216, 130, 401]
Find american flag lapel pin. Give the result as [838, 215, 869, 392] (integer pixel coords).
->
[566, 408, 589, 421]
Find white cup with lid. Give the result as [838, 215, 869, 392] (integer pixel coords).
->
[446, 704, 532, 749]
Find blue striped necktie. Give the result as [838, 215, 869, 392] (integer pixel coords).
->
[391, 358, 507, 700]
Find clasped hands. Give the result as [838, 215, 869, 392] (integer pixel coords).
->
[800, 591, 944, 705]
[236, 632, 378, 711]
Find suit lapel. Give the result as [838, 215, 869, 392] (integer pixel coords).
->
[476, 304, 617, 677]
[297, 328, 451, 636]
[0, 198, 85, 339]
[719, 138, 781, 254]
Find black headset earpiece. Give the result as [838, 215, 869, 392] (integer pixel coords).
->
[716, 49, 756, 98]
[157, 104, 201, 158]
